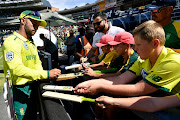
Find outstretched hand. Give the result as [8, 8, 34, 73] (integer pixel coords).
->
[84, 67, 96, 77]
[73, 80, 102, 95]
[96, 96, 115, 109]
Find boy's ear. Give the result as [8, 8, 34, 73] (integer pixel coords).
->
[153, 38, 160, 48]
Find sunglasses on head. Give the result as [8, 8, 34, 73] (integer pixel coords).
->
[23, 11, 41, 19]
[93, 20, 103, 26]
[151, 6, 168, 13]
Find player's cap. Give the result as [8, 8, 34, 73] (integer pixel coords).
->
[95, 34, 114, 47]
[19, 10, 47, 27]
[149, 0, 176, 11]
[108, 32, 134, 45]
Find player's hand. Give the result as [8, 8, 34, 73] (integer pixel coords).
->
[49, 68, 61, 79]
[73, 80, 102, 95]
[96, 96, 115, 109]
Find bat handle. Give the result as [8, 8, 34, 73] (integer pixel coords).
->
[82, 97, 96, 103]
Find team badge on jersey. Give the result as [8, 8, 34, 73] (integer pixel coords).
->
[20, 108, 25, 115]
[23, 42, 28, 50]
[166, 33, 171, 40]
[6, 52, 14, 61]
[141, 69, 148, 79]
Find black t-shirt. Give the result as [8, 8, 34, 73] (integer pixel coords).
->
[44, 38, 58, 54]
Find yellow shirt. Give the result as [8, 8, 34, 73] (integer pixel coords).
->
[3, 32, 48, 85]
[129, 47, 180, 95]
[98, 50, 118, 65]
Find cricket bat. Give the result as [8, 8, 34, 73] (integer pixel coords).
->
[56, 72, 84, 81]
[43, 85, 73, 91]
[42, 91, 96, 103]
[65, 63, 90, 70]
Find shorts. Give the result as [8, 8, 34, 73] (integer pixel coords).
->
[13, 82, 39, 120]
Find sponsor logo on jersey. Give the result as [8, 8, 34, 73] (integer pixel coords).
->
[141, 69, 148, 79]
[23, 42, 28, 50]
[26, 55, 36, 61]
[6, 52, 14, 61]
[148, 74, 162, 82]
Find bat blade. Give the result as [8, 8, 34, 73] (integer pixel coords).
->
[56, 72, 84, 81]
[42, 91, 96, 103]
[65, 63, 90, 70]
[43, 85, 73, 91]
[65, 64, 81, 70]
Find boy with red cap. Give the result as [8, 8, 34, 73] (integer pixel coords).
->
[79, 34, 117, 71]
[83, 34, 118, 70]
[84, 31, 139, 78]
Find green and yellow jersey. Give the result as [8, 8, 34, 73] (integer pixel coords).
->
[164, 21, 180, 52]
[3, 32, 48, 85]
[129, 47, 180, 95]
[94, 50, 139, 74]
[98, 50, 118, 65]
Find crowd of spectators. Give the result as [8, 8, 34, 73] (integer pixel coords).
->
[48, 25, 79, 41]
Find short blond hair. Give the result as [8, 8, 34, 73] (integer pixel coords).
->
[133, 20, 165, 45]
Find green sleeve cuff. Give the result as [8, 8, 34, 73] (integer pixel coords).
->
[47, 70, 49, 79]
[90, 60, 101, 65]
[94, 68, 118, 73]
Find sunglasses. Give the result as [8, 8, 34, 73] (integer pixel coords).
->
[93, 20, 103, 26]
[151, 6, 168, 13]
[23, 11, 41, 19]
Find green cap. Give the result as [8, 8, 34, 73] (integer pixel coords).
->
[19, 10, 47, 27]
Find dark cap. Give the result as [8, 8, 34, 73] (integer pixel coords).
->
[152, 0, 176, 7]
[86, 24, 94, 33]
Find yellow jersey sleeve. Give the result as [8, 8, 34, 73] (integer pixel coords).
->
[102, 50, 118, 65]
[3, 34, 48, 85]
[98, 53, 105, 60]
[129, 58, 144, 76]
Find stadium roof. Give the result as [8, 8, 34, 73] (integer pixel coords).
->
[58, 2, 97, 15]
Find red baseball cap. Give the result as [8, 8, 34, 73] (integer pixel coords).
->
[95, 34, 114, 47]
[108, 32, 134, 45]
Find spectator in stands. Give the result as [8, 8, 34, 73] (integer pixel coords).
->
[74, 20, 180, 120]
[151, 0, 180, 53]
[86, 12, 124, 61]
[65, 30, 76, 64]
[76, 24, 98, 62]
[38, 33, 59, 68]
[74, 26, 86, 61]
[2, 10, 61, 120]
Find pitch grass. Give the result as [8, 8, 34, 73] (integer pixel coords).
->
[0, 47, 5, 94]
